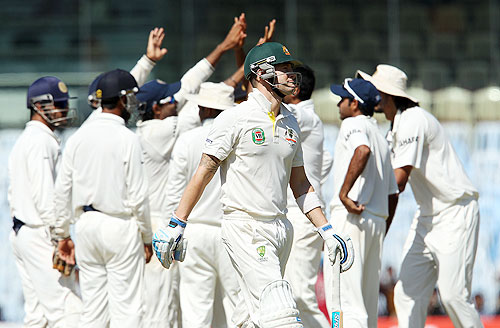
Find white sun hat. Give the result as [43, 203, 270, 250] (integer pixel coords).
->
[356, 64, 419, 103]
[185, 82, 235, 111]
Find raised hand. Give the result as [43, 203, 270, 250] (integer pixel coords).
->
[257, 19, 276, 46]
[146, 27, 168, 62]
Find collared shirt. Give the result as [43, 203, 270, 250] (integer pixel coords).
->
[135, 58, 214, 219]
[203, 89, 304, 219]
[285, 99, 332, 209]
[330, 115, 398, 218]
[165, 119, 223, 227]
[8, 121, 60, 227]
[390, 107, 478, 216]
[136, 117, 178, 218]
[54, 112, 152, 243]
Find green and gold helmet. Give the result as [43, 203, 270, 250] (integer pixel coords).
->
[244, 42, 296, 80]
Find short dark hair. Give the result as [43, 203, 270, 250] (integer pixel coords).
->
[295, 65, 315, 101]
[359, 102, 374, 117]
[101, 96, 120, 109]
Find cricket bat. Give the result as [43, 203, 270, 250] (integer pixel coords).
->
[331, 250, 343, 328]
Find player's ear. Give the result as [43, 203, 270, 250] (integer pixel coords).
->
[152, 103, 162, 116]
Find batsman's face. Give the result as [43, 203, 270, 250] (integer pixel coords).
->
[274, 63, 299, 95]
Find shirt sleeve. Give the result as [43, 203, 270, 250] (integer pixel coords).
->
[392, 112, 426, 169]
[341, 118, 370, 151]
[203, 109, 240, 161]
[163, 135, 189, 228]
[54, 140, 74, 239]
[130, 55, 156, 87]
[175, 58, 215, 110]
[27, 139, 57, 228]
[125, 135, 152, 243]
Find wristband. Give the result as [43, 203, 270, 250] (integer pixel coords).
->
[295, 191, 322, 214]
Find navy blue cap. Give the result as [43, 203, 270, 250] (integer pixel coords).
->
[96, 69, 138, 100]
[88, 73, 104, 97]
[27, 76, 72, 108]
[330, 78, 381, 110]
[136, 79, 182, 111]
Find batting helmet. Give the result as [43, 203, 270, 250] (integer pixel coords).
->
[244, 42, 296, 80]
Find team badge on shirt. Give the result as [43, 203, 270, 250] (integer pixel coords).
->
[257, 245, 268, 262]
[284, 128, 297, 146]
[252, 128, 265, 145]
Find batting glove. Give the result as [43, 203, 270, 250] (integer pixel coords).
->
[317, 223, 354, 272]
[152, 214, 187, 269]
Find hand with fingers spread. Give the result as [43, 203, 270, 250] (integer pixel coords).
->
[234, 13, 247, 49]
[219, 16, 247, 52]
[317, 223, 354, 272]
[257, 18, 276, 45]
[146, 27, 168, 62]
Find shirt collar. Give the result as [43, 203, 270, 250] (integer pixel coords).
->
[26, 120, 60, 143]
[94, 111, 126, 125]
[202, 118, 215, 127]
[248, 89, 293, 120]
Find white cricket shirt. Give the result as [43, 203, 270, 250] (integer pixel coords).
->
[8, 121, 60, 227]
[54, 112, 152, 243]
[130, 54, 156, 87]
[390, 107, 478, 216]
[165, 119, 223, 226]
[203, 89, 304, 219]
[285, 99, 329, 209]
[330, 115, 398, 218]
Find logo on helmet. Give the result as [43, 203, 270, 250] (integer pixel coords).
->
[58, 81, 68, 93]
[96, 89, 102, 99]
[282, 46, 290, 56]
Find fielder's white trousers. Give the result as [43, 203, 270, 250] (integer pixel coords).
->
[75, 212, 146, 328]
[144, 216, 181, 328]
[10, 225, 82, 328]
[221, 216, 294, 326]
[324, 208, 386, 328]
[394, 198, 483, 328]
[179, 223, 239, 328]
[284, 207, 330, 328]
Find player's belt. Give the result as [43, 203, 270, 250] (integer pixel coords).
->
[83, 205, 100, 212]
[12, 217, 25, 235]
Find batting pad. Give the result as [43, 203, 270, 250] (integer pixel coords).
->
[259, 280, 304, 328]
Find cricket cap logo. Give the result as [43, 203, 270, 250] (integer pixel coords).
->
[257, 245, 266, 257]
[252, 128, 265, 145]
[282, 46, 290, 56]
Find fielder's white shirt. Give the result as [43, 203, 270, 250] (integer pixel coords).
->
[8, 121, 60, 227]
[176, 58, 215, 132]
[390, 107, 478, 216]
[54, 112, 152, 243]
[203, 89, 304, 219]
[130, 54, 156, 87]
[330, 115, 398, 218]
[134, 58, 214, 218]
[165, 119, 223, 226]
[285, 99, 331, 209]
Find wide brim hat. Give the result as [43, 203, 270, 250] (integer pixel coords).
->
[356, 64, 418, 103]
[185, 82, 235, 111]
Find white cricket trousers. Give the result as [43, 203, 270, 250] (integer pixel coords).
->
[144, 216, 181, 328]
[179, 223, 239, 328]
[75, 211, 146, 328]
[324, 208, 386, 328]
[284, 207, 329, 328]
[10, 225, 82, 328]
[221, 216, 294, 326]
[394, 198, 483, 328]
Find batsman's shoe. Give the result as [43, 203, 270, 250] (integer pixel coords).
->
[152, 215, 187, 269]
[317, 223, 354, 272]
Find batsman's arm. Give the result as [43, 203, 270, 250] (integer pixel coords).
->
[339, 145, 370, 215]
[174, 153, 220, 221]
[289, 166, 328, 227]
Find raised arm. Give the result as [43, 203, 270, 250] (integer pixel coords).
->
[130, 27, 167, 86]
[205, 17, 247, 68]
